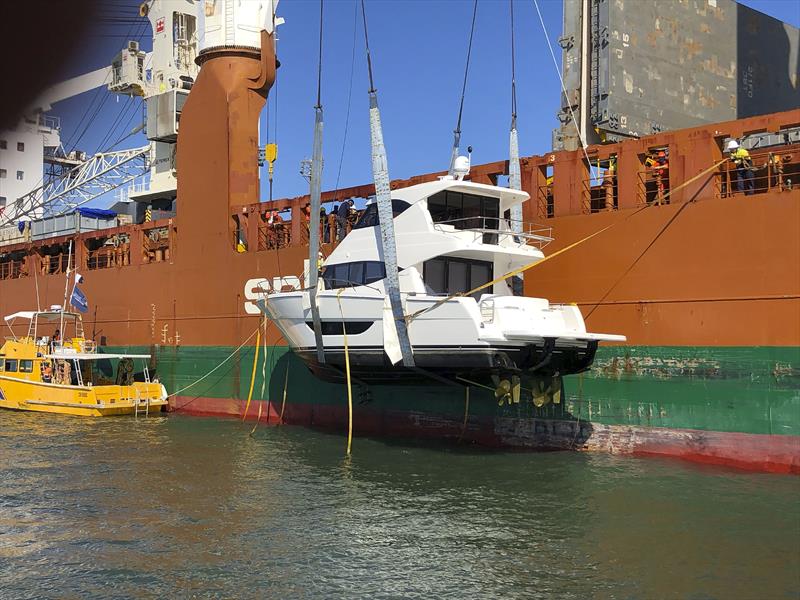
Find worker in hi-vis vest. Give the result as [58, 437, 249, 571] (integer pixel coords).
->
[726, 139, 755, 196]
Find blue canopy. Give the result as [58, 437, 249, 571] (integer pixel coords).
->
[76, 207, 116, 219]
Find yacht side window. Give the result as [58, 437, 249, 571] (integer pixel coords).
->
[19, 360, 33, 373]
[423, 257, 493, 300]
[322, 261, 387, 289]
[4, 359, 18, 372]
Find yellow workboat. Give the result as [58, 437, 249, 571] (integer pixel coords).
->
[0, 309, 168, 417]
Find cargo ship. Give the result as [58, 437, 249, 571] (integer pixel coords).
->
[0, 1, 798, 473]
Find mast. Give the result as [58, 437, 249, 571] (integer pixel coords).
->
[59, 239, 73, 348]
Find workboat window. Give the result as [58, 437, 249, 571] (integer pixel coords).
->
[19, 360, 33, 373]
[352, 199, 412, 230]
[423, 256, 493, 300]
[427, 191, 500, 243]
[4, 359, 18, 372]
[322, 261, 387, 289]
[306, 321, 374, 335]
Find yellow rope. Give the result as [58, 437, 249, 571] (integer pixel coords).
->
[407, 158, 727, 324]
[170, 327, 260, 410]
[458, 386, 470, 443]
[241, 321, 262, 421]
[249, 402, 263, 436]
[278, 361, 289, 425]
[337, 288, 354, 456]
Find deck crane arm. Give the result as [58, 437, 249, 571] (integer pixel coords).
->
[27, 66, 113, 114]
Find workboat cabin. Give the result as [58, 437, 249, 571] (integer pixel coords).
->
[258, 174, 625, 401]
[0, 309, 167, 416]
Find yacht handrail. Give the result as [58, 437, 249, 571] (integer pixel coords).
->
[432, 217, 553, 249]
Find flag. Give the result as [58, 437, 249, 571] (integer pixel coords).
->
[70, 285, 89, 313]
[74, 272, 84, 284]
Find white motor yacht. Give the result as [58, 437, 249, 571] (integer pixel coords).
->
[255, 177, 625, 391]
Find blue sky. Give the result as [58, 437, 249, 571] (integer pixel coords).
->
[52, 0, 800, 205]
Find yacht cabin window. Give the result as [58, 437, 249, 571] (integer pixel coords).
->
[427, 191, 500, 244]
[4, 359, 18, 372]
[423, 256, 493, 300]
[322, 261, 387, 289]
[19, 360, 33, 373]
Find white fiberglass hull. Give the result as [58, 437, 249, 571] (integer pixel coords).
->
[259, 290, 624, 384]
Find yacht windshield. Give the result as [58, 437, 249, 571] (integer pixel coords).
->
[352, 200, 412, 230]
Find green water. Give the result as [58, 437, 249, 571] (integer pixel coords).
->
[1, 413, 798, 599]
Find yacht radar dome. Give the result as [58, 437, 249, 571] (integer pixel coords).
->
[453, 155, 471, 181]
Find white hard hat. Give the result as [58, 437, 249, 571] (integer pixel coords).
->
[726, 139, 740, 151]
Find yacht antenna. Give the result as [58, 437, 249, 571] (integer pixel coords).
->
[448, 0, 479, 177]
[508, 0, 523, 233]
[360, 0, 414, 367]
[308, 0, 326, 364]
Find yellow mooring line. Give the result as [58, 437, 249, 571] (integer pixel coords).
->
[278, 362, 289, 425]
[458, 386, 470, 443]
[241, 319, 262, 422]
[337, 288, 354, 456]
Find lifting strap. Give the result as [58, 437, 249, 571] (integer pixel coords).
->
[308, 0, 325, 364]
[361, 0, 414, 367]
[507, 0, 522, 233]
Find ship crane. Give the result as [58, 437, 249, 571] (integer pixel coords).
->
[2, 146, 151, 226]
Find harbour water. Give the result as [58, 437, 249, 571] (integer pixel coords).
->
[1, 412, 798, 599]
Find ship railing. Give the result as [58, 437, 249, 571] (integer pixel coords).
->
[636, 170, 671, 206]
[581, 175, 618, 213]
[86, 243, 130, 270]
[432, 217, 553, 249]
[141, 224, 171, 263]
[0, 259, 27, 280]
[536, 184, 554, 219]
[258, 217, 292, 250]
[714, 147, 798, 198]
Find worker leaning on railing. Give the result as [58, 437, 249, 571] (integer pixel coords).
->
[726, 139, 755, 196]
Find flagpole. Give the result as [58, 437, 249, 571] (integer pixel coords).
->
[59, 240, 73, 350]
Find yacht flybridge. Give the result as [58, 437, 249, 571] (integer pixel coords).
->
[258, 178, 625, 396]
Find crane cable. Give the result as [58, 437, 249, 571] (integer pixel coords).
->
[331, 0, 359, 204]
[510, 0, 517, 127]
[507, 0, 523, 232]
[360, 0, 377, 93]
[531, 0, 597, 181]
[448, 0, 479, 176]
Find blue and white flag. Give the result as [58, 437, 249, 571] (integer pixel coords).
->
[70, 285, 89, 313]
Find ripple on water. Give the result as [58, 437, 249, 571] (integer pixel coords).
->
[0, 412, 798, 599]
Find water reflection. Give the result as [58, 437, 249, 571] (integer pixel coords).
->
[0, 412, 798, 599]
